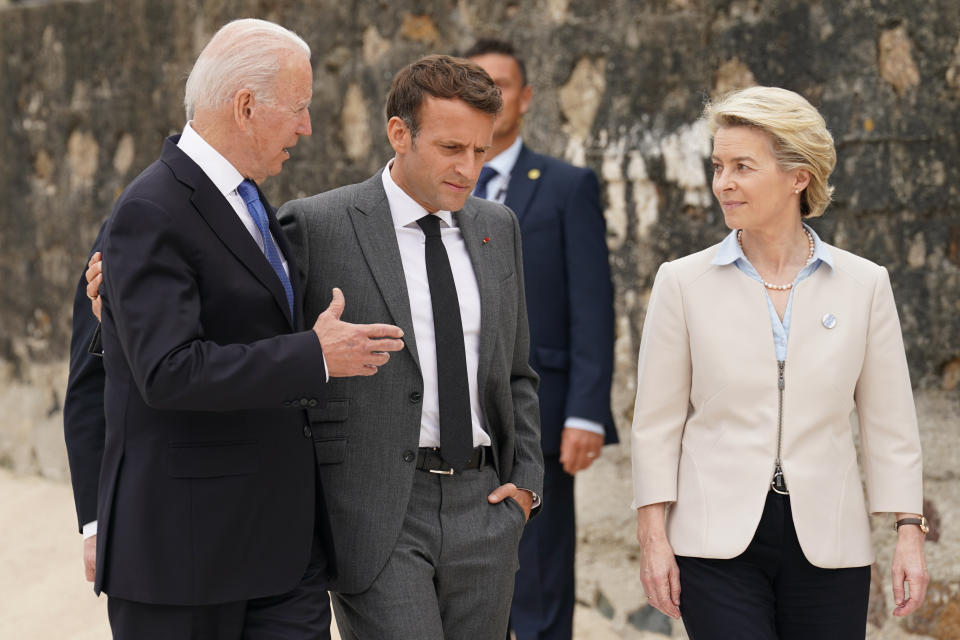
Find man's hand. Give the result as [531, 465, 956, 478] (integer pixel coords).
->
[86, 252, 103, 322]
[313, 288, 405, 377]
[487, 482, 532, 521]
[83, 535, 96, 582]
[892, 520, 929, 617]
[558, 427, 604, 475]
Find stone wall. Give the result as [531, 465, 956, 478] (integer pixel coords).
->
[1, 0, 957, 637]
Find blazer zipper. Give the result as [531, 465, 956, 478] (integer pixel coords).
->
[771, 360, 789, 495]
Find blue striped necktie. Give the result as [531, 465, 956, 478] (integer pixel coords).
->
[237, 179, 294, 318]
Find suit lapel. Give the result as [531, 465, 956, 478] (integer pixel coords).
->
[456, 202, 499, 393]
[504, 144, 544, 224]
[162, 139, 296, 330]
[349, 175, 422, 372]
[266, 196, 301, 330]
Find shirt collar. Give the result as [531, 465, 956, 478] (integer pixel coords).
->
[380, 160, 455, 229]
[486, 136, 524, 177]
[177, 121, 246, 196]
[711, 223, 834, 269]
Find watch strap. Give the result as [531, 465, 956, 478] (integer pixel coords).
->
[894, 516, 928, 534]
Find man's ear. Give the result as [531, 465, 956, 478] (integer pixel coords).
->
[387, 116, 411, 154]
[233, 89, 255, 131]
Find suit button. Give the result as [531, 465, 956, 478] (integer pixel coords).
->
[409, 391, 422, 404]
[303, 425, 313, 438]
[402, 450, 415, 463]
[308, 399, 318, 407]
[300, 398, 309, 407]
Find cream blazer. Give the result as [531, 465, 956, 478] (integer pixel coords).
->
[630, 241, 923, 568]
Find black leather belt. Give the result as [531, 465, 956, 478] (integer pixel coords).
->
[416, 446, 492, 475]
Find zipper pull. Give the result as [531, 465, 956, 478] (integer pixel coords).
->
[771, 461, 789, 495]
[778, 360, 785, 390]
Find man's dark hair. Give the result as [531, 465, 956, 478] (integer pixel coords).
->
[385, 54, 503, 139]
[462, 38, 527, 86]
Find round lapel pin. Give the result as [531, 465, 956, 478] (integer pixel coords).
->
[527, 168, 540, 180]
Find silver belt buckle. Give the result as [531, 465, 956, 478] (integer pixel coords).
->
[429, 467, 455, 475]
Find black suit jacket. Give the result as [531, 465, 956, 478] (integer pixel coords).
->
[504, 145, 617, 454]
[91, 136, 327, 606]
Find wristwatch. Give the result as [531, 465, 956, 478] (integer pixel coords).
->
[894, 515, 929, 534]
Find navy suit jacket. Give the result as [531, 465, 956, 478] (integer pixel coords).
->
[504, 145, 617, 455]
[78, 136, 328, 606]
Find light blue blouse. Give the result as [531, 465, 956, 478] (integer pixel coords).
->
[711, 224, 835, 361]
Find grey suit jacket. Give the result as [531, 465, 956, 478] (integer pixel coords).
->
[278, 170, 543, 594]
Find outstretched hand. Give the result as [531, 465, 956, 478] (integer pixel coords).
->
[312, 288, 405, 377]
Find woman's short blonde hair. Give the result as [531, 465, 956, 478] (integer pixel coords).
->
[703, 86, 836, 218]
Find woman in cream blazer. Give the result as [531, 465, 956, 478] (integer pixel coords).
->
[631, 87, 928, 639]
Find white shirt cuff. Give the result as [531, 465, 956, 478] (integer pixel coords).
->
[82, 521, 98, 539]
[563, 417, 605, 436]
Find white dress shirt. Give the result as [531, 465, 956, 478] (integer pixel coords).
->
[381, 162, 491, 449]
[478, 138, 605, 438]
[177, 122, 290, 278]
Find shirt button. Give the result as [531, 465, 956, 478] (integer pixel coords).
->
[409, 391, 422, 404]
[402, 450, 416, 463]
[303, 425, 313, 438]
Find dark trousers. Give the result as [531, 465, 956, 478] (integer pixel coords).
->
[107, 538, 331, 640]
[509, 454, 576, 640]
[676, 491, 871, 640]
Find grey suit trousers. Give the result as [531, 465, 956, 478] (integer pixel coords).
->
[331, 465, 526, 639]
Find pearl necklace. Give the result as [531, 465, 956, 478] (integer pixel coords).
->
[737, 228, 815, 291]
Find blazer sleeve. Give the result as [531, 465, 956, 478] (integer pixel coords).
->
[631, 261, 692, 509]
[63, 224, 107, 531]
[854, 267, 923, 514]
[561, 168, 616, 439]
[102, 197, 327, 411]
[505, 208, 545, 498]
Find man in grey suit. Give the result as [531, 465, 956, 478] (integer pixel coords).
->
[278, 55, 544, 640]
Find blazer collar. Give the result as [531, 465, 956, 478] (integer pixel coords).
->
[350, 171, 422, 372]
[455, 200, 500, 392]
[160, 136, 298, 329]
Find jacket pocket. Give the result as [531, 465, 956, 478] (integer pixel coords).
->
[167, 440, 258, 478]
[308, 399, 349, 423]
[313, 437, 347, 465]
[535, 346, 570, 371]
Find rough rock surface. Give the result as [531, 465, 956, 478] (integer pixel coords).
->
[1, 1, 958, 637]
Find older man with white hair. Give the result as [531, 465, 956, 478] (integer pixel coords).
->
[63, 18, 404, 640]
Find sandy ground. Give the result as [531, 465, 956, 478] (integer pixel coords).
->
[0, 465, 613, 639]
[0, 468, 342, 639]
